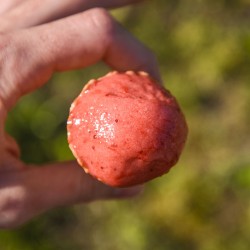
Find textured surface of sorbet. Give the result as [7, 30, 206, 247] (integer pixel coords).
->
[67, 71, 188, 187]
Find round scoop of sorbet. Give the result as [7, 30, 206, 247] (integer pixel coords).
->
[67, 71, 188, 187]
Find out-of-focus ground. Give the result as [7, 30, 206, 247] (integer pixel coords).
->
[1, 0, 250, 249]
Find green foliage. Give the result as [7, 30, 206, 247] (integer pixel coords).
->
[2, 1, 250, 249]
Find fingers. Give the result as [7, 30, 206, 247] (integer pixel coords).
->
[0, 161, 142, 228]
[3, 134, 20, 158]
[0, 0, 23, 15]
[0, 8, 160, 110]
[28, 161, 142, 206]
[0, 100, 7, 158]
[0, 0, 143, 32]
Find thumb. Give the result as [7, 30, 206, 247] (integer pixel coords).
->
[23, 161, 143, 215]
[55, 161, 144, 203]
[81, 175, 144, 202]
[0, 161, 143, 228]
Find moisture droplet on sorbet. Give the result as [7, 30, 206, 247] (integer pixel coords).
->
[67, 71, 188, 187]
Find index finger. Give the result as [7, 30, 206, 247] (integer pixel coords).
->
[0, 0, 143, 32]
[0, 8, 161, 110]
[0, 0, 23, 15]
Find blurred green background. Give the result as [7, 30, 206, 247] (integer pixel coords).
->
[1, 0, 250, 249]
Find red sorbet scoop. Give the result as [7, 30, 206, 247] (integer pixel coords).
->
[67, 71, 188, 187]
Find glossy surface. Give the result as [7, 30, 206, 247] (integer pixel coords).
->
[67, 71, 188, 187]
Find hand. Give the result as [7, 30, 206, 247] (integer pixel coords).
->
[0, 0, 160, 229]
[0, 0, 143, 32]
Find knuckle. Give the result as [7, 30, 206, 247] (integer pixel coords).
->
[0, 178, 26, 229]
[87, 8, 113, 28]
[0, 34, 22, 110]
[85, 8, 115, 40]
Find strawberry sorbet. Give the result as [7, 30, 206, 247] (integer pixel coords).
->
[67, 71, 188, 187]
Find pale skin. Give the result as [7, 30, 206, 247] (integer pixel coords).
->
[0, 0, 161, 229]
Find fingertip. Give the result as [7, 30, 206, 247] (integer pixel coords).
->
[111, 185, 144, 199]
[85, 177, 144, 202]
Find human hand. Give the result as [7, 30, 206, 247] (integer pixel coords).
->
[0, 0, 161, 229]
[0, 0, 144, 32]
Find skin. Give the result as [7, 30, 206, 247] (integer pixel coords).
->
[0, 0, 161, 229]
[0, 0, 143, 32]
